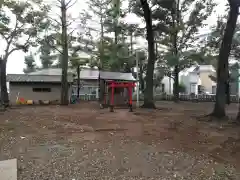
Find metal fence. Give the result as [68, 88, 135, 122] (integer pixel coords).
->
[72, 93, 240, 103]
[71, 94, 97, 101]
[132, 93, 240, 103]
[161, 94, 240, 102]
[72, 85, 99, 101]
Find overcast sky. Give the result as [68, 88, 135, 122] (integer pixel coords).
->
[5, 0, 226, 74]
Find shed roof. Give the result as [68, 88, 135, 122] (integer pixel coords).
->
[99, 71, 136, 81]
[80, 69, 99, 79]
[193, 65, 215, 72]
[7, 74, 74, 83]
[27, 68, 136, 81]
[28, 68, 75, 75]
[28, 68, 99, 80]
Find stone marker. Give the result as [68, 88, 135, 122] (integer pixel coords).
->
[0, 159, 17, 180]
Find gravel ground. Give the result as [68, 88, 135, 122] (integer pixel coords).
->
[0, 102, 240, 179]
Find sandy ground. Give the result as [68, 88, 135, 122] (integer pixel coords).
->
[0, 101, 240, 179]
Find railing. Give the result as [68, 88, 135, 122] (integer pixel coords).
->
[71, 93, 240, 103]
[132, 93, 240, 103]
[162, 94, 240, 102]
[71, 94, 98, 101]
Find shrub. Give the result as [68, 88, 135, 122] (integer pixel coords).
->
[179, 83, 186, 93]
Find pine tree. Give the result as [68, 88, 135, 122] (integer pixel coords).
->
[87, 0, 132, 72]
[0, 0, 49, 106]
[152, 0, 215, 102]
[86, 0, 110, 70]
[39, 40, 55, 68]
[23, 53, 37, 73]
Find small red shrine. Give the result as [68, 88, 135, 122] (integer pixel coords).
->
[99, 71, 136, 112]
[107, 81, 135, 112]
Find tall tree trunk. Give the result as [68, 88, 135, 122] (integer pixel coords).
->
[98, 15, 105, 105]
[155, 37, 158, 60]
[140, 0, 156, 108]
[226, 72, 230, 105]
[139, 65, 145, 92]
[99, 78, 105, 105]
[60, 0, 69, 105]
[0, 59, 9, 107]
[172, 0, 180, 103]
[100, 15, 104, 69]
[212, 4, 239, 118]
[130, 32, 133, 54]
[237, 102, 240, 122]
[77, 65, 80, 98]
[129, 31, 134, 76]
[173, 65, 179, 102]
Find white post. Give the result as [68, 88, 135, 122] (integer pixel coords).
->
[136, 51, 139, 108]
[169, 76, 171, 94]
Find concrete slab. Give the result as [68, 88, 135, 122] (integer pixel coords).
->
[0, 159, 17, 180]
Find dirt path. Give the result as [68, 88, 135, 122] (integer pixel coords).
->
[0, 102, 240, 179]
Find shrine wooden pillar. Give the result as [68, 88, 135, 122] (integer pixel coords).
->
[128, 83, 133, 112]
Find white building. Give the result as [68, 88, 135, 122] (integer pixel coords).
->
[160, 76, 173, 94]
[179, 66, 202, 94]
[179, 65, 216, 94]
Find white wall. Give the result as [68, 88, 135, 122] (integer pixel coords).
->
[179, 71, 201, 94]
[189, 72, 201, 94]
[179, 71, 189, 94]
[161, 76, 173, 94]
[189, 72, 199, 83]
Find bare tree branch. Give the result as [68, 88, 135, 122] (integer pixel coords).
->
[55, 0, 62, 5]
[6, 18, 18, 41]
[48, 16, 61, 26]
[7, 47, 20, 56]
[4, 17, 19, 58]
[66, 0, 77, 9]
[66, 18, 76, 27]
[45, 35, 63, 55]
[47, 40, 63, 55]
[6, 32, 33, 59]
[0, 33, 8, 43]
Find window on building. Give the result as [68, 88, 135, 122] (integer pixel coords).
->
[32, 88, 51, 92]
[190, 83, 197, 94]
[161, 83, 165, 92]
[198, 85, 205, 94]
[212, 86, 216, 94]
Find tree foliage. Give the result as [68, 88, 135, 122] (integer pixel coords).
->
[152, 0, 215, 101]
[205, 11, 240, 66]
[211, 0, 240, 118]
[85, 0, 136, 72]
[38, 38, 56, 68]
[0, 0, 49, 105]
[0, 0, 49, 59]
[129, 0, 215, 105]
[40, 10, 94, 69]
[23, 53, 37, 73]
